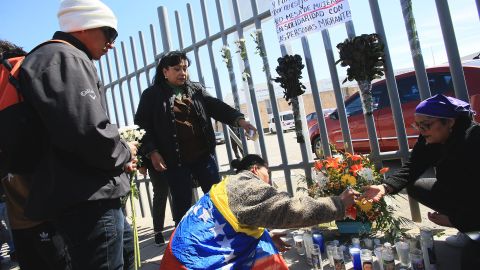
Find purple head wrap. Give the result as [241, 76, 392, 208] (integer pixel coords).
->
[415, 94, 472, 118]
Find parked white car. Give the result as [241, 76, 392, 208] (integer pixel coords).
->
[268, 111, 295, 133]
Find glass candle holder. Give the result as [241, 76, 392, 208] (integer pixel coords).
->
[395, 240, 410, 267]
[312, 231, 325, 253]
[352, 237, 361, 248]
[410, 248, 425, 270]
[310, 244, 323, 270]
[381, 245, 395, 270]
[325, 241, 336, 268]
[363, 238, 373, 250]
[333, 246, 346, 270]
[293, 231, 305, 255]
[360, 249, 373, 270]
[374, 244, 384, 270]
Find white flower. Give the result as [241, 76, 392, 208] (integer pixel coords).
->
[118, 125, 145, 143]
[333, 154, 344, 163]
[311, 168, 328, 189]
[118, 124, 139, 134]
[357, 168, 375, 182]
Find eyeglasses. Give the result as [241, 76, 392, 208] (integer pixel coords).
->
[101, 27, 118, 44]
[411, 120, 437, 132]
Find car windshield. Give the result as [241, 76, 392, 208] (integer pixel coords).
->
[306, 113, 317, 121]
[282, 114, 294, 121]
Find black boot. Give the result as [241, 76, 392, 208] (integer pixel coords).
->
[154, 232, 165, 246]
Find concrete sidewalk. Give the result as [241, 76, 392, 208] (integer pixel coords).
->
[132, 213, 461, 270]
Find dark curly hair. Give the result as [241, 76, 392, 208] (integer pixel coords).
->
[439, 113, 475, 138]
[153, 50, 191, 86]
[230, 154, 268, 174]
[0, 39, 27, 58]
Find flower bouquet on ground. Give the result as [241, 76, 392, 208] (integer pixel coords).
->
[118, 125, 145, 270]
[306, 150, 409, 240]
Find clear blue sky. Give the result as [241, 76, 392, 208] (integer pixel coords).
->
[2, 1, 478, 62]
[1, 0, 479, 125]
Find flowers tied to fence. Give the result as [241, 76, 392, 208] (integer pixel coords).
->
[273, 54, 306, 104]
[118, 125, 145, 270]
[220, 45, 232, 69]
[306, 151, 409, 240]
[336, 33, 385, 115]
[273, 54, 307, 143]
[234, 38, 250, 81]
[250, 29, 266, 71]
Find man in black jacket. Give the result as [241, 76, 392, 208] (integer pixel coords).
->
[18, 0, 137, 269]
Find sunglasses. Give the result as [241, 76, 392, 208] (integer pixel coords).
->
[411, 120, 438, 132]
[101, 27, 118, 44]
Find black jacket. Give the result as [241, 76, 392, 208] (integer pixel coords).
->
[134, 81, 243, 168]
[384, 123, 480, 233]
[18, 32, 131, 219]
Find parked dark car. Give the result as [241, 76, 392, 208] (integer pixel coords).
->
[309, 61, 480, 158]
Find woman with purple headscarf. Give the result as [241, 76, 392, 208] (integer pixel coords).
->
[363, 94, 479, 269]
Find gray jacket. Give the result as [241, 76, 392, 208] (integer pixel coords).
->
[226, 171, 345, 229]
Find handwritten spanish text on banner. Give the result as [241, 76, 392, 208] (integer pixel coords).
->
[269, 0, 352, 43]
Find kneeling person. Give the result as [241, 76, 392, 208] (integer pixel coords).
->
[160, 154, 358, 269]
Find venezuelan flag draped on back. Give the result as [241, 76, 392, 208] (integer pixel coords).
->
[160, 178, 289, 270]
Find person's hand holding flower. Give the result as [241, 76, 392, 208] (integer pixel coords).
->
[361, 184, 387, 202]
[339, 187, 360, 209]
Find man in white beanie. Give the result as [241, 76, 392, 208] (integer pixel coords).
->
[18, 0, 136, 269]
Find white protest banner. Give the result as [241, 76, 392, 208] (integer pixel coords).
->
[269, 0, 352, 43]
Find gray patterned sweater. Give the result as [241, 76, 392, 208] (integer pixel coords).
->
[226, 170, 346, 229]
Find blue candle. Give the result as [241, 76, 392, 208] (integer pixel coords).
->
[312, 232, 325, 253]
[350, 247, 362, 270]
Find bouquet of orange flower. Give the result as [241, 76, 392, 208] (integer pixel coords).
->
[307, 151, 408, 239]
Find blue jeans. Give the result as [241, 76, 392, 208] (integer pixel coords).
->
[54, 199, 134, 270]
[0, 202, 14, 252]
[165, 154, 220, 223]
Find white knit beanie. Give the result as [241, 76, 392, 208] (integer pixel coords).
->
[57, 0, 117, 33]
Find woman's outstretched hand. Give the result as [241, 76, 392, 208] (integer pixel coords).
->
[428, 212, 453, 227]
[238, 119, 257, 134]
[339, 188, 360, 208]
[361, 185, 386, 203]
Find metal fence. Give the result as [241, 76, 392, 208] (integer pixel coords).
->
[97, 0, 475, 221]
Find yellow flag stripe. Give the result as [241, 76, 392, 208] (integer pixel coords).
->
[209, 177, 264, 238]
